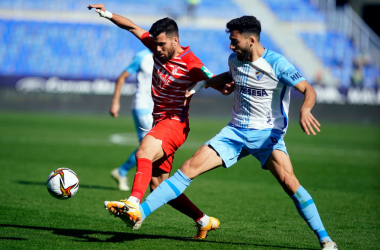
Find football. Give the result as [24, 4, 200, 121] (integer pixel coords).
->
[46, 168, 79, 199]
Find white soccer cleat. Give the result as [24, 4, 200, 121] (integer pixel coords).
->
[104, 200, 141, 227]
[321, 239, 338, 250]
[110, 168, 130, 191]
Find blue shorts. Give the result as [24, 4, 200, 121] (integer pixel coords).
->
[132, 109, 153, 141]
[205, 124, 288, 169]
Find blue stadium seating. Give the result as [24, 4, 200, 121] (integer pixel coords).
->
[0, 0, 243, 19]
[299, 31, 379, 88]
[0, 20, 283, 79]
[264, 0, 325, 22]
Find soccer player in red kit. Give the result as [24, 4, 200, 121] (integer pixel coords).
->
[88, 3, 232, 238]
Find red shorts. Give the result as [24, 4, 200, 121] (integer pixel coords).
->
[147, 118, 190, 173]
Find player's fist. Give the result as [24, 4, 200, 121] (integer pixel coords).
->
[110, 102, 120, 118]
[87, 3, 105, 12]
[88, 3, 113, 18]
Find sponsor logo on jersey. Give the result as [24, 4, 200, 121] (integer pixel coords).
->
[238, 85, 269, 97]
[290, 72, 302, 81]
[200, 66, 214, 78]
[255, 70, 264, 80]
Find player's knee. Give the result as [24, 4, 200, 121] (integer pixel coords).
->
[136, 146, 152, 159]
[179, 158, 200, 178]
[283, 175, 300, 194]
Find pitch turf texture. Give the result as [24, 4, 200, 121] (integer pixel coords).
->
[0, 112, 379, 250]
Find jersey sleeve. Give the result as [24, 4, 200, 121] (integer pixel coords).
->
[187, 59, 215, 82]
[228, 53, 236, 77]
[125, 52, 145, 74]
[273, 57, 305, 87]
[140, 32, 155, 52]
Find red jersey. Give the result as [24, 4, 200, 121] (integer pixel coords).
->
[141, 32, 214, 123]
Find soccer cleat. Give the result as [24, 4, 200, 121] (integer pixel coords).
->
[104, 200, 141, 227]
[110, 168, 130, 191]
[320, 239, 338, 250]
[132, 219, 144, 230]
[193, 217, 220, 239]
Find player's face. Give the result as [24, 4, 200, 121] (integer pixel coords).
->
[229, 30, 251, 61]
[154, 32, 176, 61]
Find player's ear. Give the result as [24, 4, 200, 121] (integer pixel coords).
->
[249, 35, 255, 45]
[173, 36, 179, 45]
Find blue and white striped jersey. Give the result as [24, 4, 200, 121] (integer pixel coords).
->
[126, 49, 154, 110]
[228, 49, 305, 135]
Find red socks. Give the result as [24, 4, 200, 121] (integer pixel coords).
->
[168, 193, 204, 222]
[131, 158, 204, 222]
[131, 158, 153, 201]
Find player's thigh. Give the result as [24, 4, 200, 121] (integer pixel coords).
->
[204, 125, 246, 169]
[265, 150, 300, 195]
[180, 145, 223, 179]
[137, 135, 165, 161]
[150, 167, 169, 192]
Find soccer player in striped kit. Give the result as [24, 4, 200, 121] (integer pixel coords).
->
[108, 15, 338, 250]
[88, 3, 232, 238]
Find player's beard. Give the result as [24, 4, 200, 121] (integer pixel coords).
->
[162, 44, 175, 61]
[236, 43, 251, 61]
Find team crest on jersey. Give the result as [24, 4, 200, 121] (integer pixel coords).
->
[255, 70, 264, 80]
[172, 65, 179, 75]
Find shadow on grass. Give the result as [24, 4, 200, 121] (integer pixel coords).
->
[0, 237, 27, 241]
[0, 224, 318, 249]
[16, 181, 118, 190]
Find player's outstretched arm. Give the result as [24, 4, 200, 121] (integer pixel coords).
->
[110, 70, 130, 118]
[294, 80, 321, 135]
[184, 72, 232, 106]
[88, 3, 147, 40]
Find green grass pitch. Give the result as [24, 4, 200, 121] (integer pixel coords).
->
[0, 111, 379, 249]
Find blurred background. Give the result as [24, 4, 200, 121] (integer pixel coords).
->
[0, 0, 379, 122]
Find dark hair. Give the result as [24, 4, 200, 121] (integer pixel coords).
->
[149, 17, 179, 38]
[226, 16, 261, 39]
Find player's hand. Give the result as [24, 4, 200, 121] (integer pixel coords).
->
[110, 102, 120, 118]
[183, 80, 206, 106]
[299, 109, 320, 135]
[222, 81, 235, 95]
[183, 88, 193, 106]
[88, 3, 106, 12]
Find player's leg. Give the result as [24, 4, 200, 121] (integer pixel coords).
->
[128, 134, 165, 204]
[139, 144, 222, 236]
[141, 145, 222, 216]
[138, 165, 210, 236]
[150, 159, 204, 222]
[140, 124, 245, 219]
[105, 119, 192, 225]
[104, 135, 164, 225]
[111, 109, 153, 191]
[265, 150, 337, 249]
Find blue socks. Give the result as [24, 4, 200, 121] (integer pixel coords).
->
[118, 149, 138, 177]
[291, 186, 332, 243]
[140, 169, 192, 220]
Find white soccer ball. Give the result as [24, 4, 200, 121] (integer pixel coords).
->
[47, 168, 79, 199]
